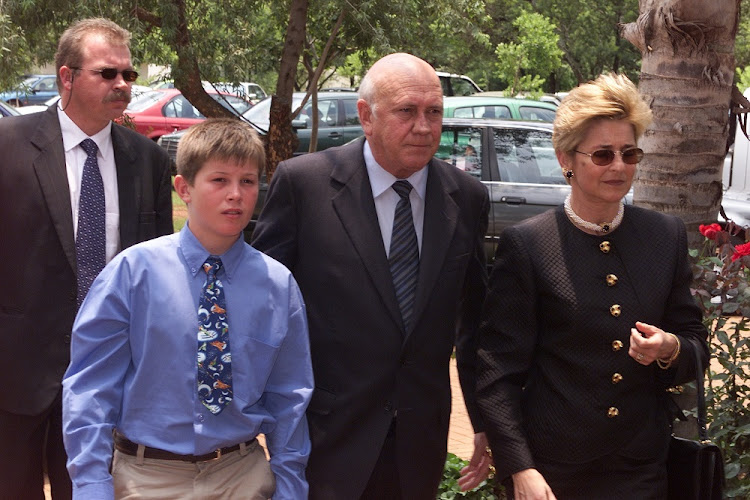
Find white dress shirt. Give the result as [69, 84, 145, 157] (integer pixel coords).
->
[57, 104, 121, 262]
[363, 140, 428, 256]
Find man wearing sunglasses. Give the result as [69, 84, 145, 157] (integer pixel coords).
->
[0, 17, 173, 500]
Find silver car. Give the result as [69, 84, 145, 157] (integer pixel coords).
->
[439, 117, 634, 259]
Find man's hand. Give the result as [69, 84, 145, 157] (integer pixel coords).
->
[458, 432, 493, 491]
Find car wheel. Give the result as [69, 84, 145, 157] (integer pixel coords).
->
[10, 99, 22, 107]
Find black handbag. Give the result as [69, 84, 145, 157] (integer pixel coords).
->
[667, 339, 725, 500]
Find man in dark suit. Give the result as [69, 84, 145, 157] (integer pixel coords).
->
[252, 53, 492, 499]
[0, 18, 172, 499]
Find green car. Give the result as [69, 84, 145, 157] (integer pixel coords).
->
[443, 95, 557, 122]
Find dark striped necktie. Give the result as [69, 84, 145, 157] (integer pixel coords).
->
[389, 180, 419, 332]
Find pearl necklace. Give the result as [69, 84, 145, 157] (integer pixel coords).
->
[564, 194, 624, 234]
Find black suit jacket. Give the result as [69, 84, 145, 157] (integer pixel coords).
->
[252, 138, 489, 499]
[476, 205, 709, 481]
[0, 105, 173, 416]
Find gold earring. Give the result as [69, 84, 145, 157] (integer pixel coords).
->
[563, 168, 573, 179]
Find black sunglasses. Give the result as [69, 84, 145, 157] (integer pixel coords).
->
[574, 148, 644, 166]
[73, 67, 139, 83]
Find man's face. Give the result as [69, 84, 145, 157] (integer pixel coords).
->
[62, 34, 133, 133]
[358, 67, 443, 179]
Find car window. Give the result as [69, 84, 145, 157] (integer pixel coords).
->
[301, 99, 338, 127]
[127, 91, 164, 112]
[454, 105, 512, 120]
[493, 128, 563, 184]
[451, 77, 478, 97]
[248, 85, 266, 99]
[519, 106, 556, 122]
[437, 127, 482, 178]
[164, 95, 202, 119]
[343, 98, 360, 125]
[213, 94, 252, 115]
[35, 77, 57, 91]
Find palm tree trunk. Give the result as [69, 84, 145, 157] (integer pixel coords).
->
[621, 0, 740, 246]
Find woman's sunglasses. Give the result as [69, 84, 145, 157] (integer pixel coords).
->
[72, 67, 139, 82]
[574, 148, 644, 166]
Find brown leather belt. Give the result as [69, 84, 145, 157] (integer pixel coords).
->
[113, 431, 255, 463]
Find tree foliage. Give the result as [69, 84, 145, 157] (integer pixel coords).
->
[494, 11, 562, 95]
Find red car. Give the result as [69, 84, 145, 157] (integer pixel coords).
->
[123, 89, 252, 140]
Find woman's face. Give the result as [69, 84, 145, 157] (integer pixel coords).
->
[558, 118, 638, 208]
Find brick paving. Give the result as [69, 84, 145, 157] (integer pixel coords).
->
[447, 357, 475, 461]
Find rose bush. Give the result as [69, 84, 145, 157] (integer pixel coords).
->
[691, 223, 750, 498]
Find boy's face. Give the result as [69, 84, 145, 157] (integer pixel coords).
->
[174, 158, 259, 255]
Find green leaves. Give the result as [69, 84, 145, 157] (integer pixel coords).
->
[438, 453, 502, 499]
[691, 229, 750, 497]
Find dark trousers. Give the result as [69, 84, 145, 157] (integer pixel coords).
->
[0, 393, 72, 500]
[360, 420, 402, 500]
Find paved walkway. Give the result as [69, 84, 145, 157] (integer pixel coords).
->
[447, 357, 475, 460]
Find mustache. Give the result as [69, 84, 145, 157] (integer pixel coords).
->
[103, 90, 131, 104]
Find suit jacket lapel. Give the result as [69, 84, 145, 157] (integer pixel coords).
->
[111, 125, 139, 249]
[330, 141, 404, 330]
[31, 107, 77, 273]
[408, 161, 458, 340]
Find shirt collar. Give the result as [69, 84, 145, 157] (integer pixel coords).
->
[363, 140, 428, 200]
[57, 103, 113, 157]
[179, 224, 245, 282]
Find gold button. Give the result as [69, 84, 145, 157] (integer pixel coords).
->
[600, 241, 611, 253]
[606, 274, 618, 286]
[607, 407, 619, 418]
[610, 304, 621, 317]
[612, 340, 623, 351]
[611, 373, 623, 384]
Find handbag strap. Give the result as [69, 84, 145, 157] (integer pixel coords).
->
[689, 337, 710, 442]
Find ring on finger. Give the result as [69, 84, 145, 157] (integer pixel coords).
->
[637, 353, 644, 361]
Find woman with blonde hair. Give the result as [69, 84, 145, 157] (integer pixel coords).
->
[476, 73, 708, 499]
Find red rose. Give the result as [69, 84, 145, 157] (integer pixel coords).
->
[731, 241, 750, 262]
[699, 223, 722, 240]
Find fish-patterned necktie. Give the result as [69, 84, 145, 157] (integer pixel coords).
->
[196, 257, 232, 414]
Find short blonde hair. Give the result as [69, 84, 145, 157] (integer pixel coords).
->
[177, 118, 265, 184]
[552, 73, 652, 153]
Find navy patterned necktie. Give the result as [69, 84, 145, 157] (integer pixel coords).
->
[75, 139, 106, 307]
[197, 257, 233, 414]
[389, 180, 419, 332]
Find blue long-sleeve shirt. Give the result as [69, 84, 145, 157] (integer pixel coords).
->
[63, 225, 313, 499]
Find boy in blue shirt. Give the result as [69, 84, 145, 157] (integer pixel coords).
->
[63, 118, 313, 499]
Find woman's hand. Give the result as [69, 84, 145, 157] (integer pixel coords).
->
[512, 468, 557, 500]
[458, 432, 493, 491]
[629, 321, 679, 365]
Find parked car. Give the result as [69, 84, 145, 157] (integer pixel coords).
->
[202, 81, 267, 105]
[438, 117, 607, 258]
[0, 74, 58, 106]
[436, 71, 482, 96]
[443, 95, 557, 122]
[123, 89, 253, 140]
[158, 90, 363, 164]
[0, 100, 20, 118]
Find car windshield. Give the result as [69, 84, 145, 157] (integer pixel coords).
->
[243, 95, 304, 129]
[127, 90, 165, 112]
